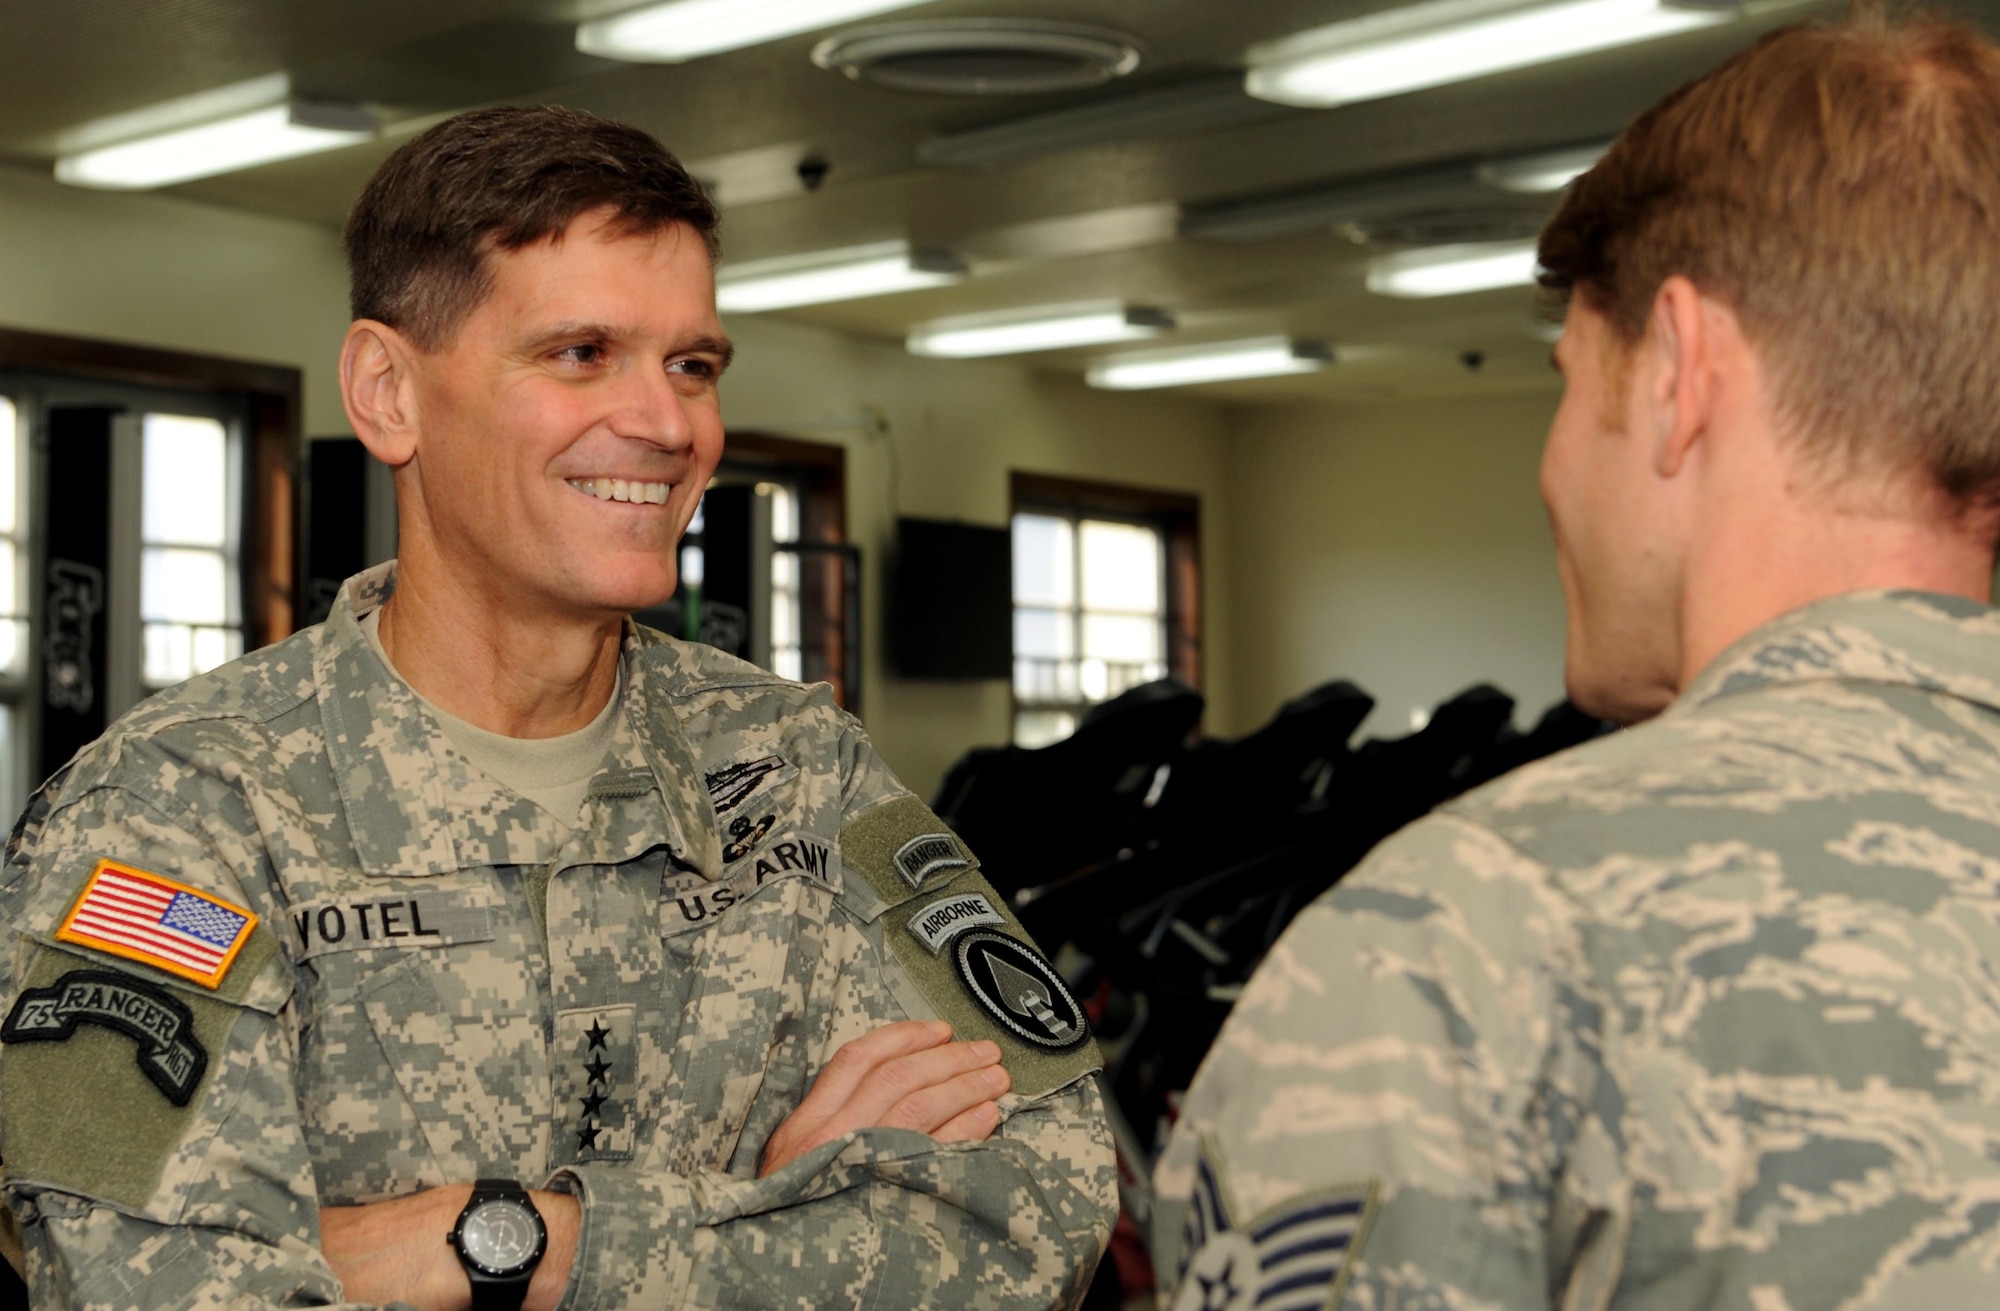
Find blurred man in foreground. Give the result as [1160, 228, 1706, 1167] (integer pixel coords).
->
[0, 106, 1113, 1310]
[1158, 13, 2000, 1308]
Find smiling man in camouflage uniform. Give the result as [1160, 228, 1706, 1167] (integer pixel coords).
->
[0, 107, 1114, 1310]
[1157, 14, 2000, 1311]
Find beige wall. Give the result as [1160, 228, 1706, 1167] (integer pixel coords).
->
[0, 163, 352, 435]
[1219, 390, 1568, 745]
[720, 313, 1235, 798]
[0, 161, 1236, 798]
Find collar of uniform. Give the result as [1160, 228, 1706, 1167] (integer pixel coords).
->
[572, 629, 724, 880]
[1674, 588, 2000, 718]
[315, 563, 566, 877]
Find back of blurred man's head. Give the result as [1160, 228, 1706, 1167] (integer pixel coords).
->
[1539, 10, 2000, 508]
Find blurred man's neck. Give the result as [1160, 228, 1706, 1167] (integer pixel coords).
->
[1677, 457, 1999, 689]
[375, 545, 624, 740]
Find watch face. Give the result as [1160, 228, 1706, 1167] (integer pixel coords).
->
[459, 1198, 543, 1275]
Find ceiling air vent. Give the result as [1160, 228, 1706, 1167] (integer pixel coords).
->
[811, 20, 1145, 96]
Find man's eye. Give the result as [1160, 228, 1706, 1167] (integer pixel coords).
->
[670, 358, 717, 380]
[555, 344, 605, 365]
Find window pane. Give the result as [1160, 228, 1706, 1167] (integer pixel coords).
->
[1012, 514, 1074, 608]
[1014, 656, 1078, 702]
[1014, 709, 1076, 749]
[774, 649, 803, 681]
[143, 414, 228, 548]
[680, 544, 705, 588]
[0, 617, 24, 679]
[1013, 607, 1074, 659]
[1082, 612, 1162, 663]
[768, 484, 798, 541]
[0, 703, 17, 826]
[144, 622, 194, 685]
[0, 396, 16, 535]
[192, 626, 241, 675]
[142, 547, 228, 623]
[0, 540, 15, 617]
[1080, 520, 1160, 613]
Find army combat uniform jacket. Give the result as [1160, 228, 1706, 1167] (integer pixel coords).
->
[1156, 591, 2000, 1311]
[0, 565, 1115, 1310]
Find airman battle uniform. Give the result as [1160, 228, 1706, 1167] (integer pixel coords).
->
[0, 564, 1115, 1309]
[1157, 591, 2000, 1311]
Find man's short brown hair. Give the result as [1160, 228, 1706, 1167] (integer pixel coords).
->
[344, 105, 720, 352]
[1539, 11, 2000, 503]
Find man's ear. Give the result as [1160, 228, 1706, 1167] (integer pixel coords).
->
[1643, 275, 1717, 480]
[340, 320, 421, 468]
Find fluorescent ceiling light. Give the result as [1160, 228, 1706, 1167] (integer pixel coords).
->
[578, 0, 931, 63]
[1367, 240, 1540, 298]
[716, 240, 965, 312]
[1246, 0, 1730, 108]
[1087, 337, 1331, 390]
[54, 86, 374, 191]
[908, 303, 1173, 358]
[1478, 141, 1609, 192]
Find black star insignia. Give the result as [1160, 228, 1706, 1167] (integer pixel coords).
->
[579, 1090, 607, 1118]
[584, 1054, 613, 1085]
[576, 1123, 601, 1152]
[584, 1018, 611, 1051]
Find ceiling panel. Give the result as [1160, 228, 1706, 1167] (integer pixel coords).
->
[1, 0, 1978, 399]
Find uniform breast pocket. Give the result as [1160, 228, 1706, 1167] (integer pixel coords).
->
[293, 885, 550, 1203]
[652, 873, 834, 1176]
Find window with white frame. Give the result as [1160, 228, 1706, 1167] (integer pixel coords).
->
[1012, 511, 1168, 748]
[139, 412, 242, 689]
[766, 481, 803, 682]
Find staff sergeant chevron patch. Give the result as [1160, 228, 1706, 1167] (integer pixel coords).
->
[1173, 1139, 1378, 1311]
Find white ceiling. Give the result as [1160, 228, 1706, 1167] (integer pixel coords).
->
[0, 0, 1942, 401]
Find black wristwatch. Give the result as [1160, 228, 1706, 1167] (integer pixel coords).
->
[447, 1178, 547, 1311]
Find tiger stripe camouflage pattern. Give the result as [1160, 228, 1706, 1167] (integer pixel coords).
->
[1157, 591, 2000, 1310]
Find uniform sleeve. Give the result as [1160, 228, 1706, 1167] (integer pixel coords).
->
[553, 1080, 1116, 1311]
[548, 723, 1119, 1311]
[0, 780, 408, 1311]
[1152, 812, 1628, 1311]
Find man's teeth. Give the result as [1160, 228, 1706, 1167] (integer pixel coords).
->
[568, 478, 671, 505]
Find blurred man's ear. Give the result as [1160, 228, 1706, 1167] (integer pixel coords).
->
[1644, 275, 1727, 481]
[341, 321, 421, 469]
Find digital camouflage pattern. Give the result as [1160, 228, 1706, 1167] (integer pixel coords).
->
[1157, 590, 2000, 1311]
[0, 564, 1115, 1310]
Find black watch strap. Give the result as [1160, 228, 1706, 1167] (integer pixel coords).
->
[451, 1178, 543, 1311]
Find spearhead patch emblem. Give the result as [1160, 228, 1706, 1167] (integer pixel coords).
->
[952, 931, 1090, 1052]
[986, 952, 1075, 1039]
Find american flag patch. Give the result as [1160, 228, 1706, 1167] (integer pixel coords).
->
[1174, 1139, 1377, 1311]
[56, 860, 258, 990]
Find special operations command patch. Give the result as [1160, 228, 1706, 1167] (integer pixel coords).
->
[841, 793, 1101, 1098]
[952, 930, 1090, 1052]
